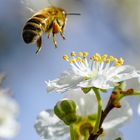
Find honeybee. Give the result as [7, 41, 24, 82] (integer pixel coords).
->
[22, 6, 80, 54]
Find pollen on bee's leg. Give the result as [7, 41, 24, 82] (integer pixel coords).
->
[36, 37, 42, 54]
[53, 22, 61, 34]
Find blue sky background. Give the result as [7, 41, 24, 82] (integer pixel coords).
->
[0, 0, 140, 140]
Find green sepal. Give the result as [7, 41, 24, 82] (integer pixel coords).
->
[88, 114, 97, 121]
[113, 81, 126, 91]
[81, 87, 91, 94]
[115, 137, 122, 140]
[100, 89, 107, 93]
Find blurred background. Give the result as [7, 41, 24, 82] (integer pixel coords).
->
[0, 0, 140, 139]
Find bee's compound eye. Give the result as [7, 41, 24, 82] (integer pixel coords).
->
[22, 31, 36, 44]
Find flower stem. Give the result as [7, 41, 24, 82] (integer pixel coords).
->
[70, 125, 75, 140]
[133, 90, 140, 95]
[84, 130, 90, 140]
[92, 88, 102, 134]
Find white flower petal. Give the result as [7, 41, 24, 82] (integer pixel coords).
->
[45, 69, 83, 93]
[65, 90, 132, 127]
[103, 100, 132, 130]
[65, 89, 97, 116]
[0, 91, 19, 138]
[0, 117, 19, 139]
[77, 77, 114, 89]
[109, 65, 139, 82]
[46, 52, 140, 92]
[98, 129, 123, 140]
[138, 104, 140, 116]
[36, 89, 132, 140]
[34, 110, 69, 140]
[0, 91, 19, 116]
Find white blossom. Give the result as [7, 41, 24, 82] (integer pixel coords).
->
[0, 89, 19, 139]
[138, 104, 140, 116]
[35, 89, 132, 140]
[45, 52, 140, 93]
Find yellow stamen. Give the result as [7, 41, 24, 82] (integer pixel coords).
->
[109, 56, 114, 61]
[63, 55, 69, 61]
[83, 52, 88, 58]
[94, 53, 102, 62]
[114, 58, 118, 64]
[97, 55, 102, 62]
[106, 59, 110, 64]
[93, 56, 98, 62]
[95, 53, 101, 58]
[78, 52, 83, 57]
[101, 54, 108, 61]
[82, 60, 86, 65]
[71, 51, 76, 57]
[76, 57, 82, 62]
[115, 62, 121, 67]
[69, 59, 75, 64]
[63, 52, 124, 68]
[118, 57, 124, 65]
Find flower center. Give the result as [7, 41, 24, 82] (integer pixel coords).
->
[63, 52, 124, 79]
[63, 51, 124, 66]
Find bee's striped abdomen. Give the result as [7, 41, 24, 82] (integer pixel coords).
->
[22, 14, 47, 44]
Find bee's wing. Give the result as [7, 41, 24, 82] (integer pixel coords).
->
[20, 0, 37, 20]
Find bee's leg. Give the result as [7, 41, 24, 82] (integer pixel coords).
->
[47, 28, 52, 39]
[47, 21, 53, 38]
[36, 37, 42, 54]
[52, 33, 57, 48]
[56, 19, 66, 40]
[60, 31, 65, 40]
[61, 19, 66, 40]
[47, 32, 51, 39]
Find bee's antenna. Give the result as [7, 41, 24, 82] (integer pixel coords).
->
[66, 13, 81, 16]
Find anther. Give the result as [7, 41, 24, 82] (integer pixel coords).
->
[115, 63, 121, 67]
[71, 51, 76, 57]
[95, 53, 101, 58]
[83, 52, 88, 58]
[118, 57, 124, 65]
[63, 55, 69, 61]
[94, 53, 102, 62]
[114, 58, 118, 63]
[102, 54, 108, 61]
[109, 56, 114, 61]
[93, 56, 98, 62]
[106, 59, 110, 64]
[78, 52, 83, 57]
[69, 59, 75, 64]
[76, 57, 82, 62]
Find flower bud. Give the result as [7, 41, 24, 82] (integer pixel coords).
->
[54, 99, 77, 125]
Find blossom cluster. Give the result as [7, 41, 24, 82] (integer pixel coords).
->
[35, 52, 140, 140]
